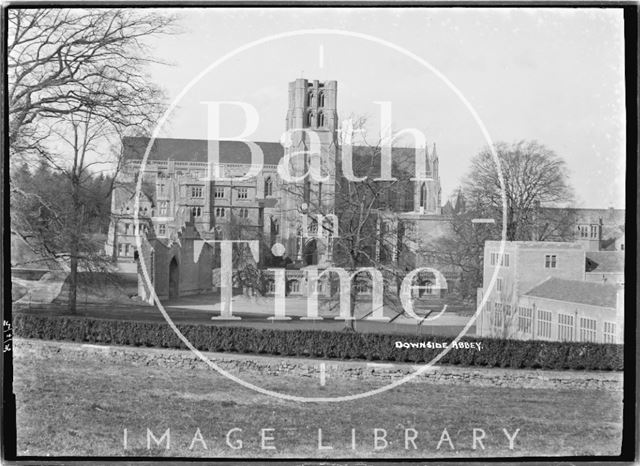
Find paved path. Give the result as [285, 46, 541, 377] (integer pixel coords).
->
[14, 271, 68, 304]
[14, 291, 478, 337]
[164, 293, 474, 327]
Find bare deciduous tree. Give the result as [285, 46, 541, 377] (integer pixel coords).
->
[8, 8, 176, 156]
[277, 118, 421, 331]
[463, 140, 574, 241]
[434, 141, 575, 299]
[8, 8, 177, 312]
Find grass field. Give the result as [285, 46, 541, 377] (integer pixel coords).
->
[13, 342, 622, 459]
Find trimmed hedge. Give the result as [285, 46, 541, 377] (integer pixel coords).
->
[13, 313, 623, 371]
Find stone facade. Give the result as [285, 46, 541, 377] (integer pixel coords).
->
[136, 220, 214, 302]
[106, 78, 452, 300]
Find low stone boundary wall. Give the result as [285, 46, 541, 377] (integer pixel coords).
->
[14, 338, 622, 391]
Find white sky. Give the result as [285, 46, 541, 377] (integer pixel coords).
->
[143, 7, 626, 209]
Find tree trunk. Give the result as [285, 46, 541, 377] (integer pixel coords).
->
[344, 285, 357, 332]
[68, 242, 78, 314]
[344, 253, 358, 332]
[67, 176, 81, 314]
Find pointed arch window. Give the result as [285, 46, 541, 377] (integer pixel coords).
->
[306, 111, 314, 127]
[306, 91, 313, 107]
[420, 182, 427, 208]
[318, 91, 325, 107]
[264, 176, 273, 197]
[318, 112, 325, 127]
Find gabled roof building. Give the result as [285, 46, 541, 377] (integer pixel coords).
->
[476, 241, 624, 344]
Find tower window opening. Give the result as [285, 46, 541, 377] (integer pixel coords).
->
[318, 91, 325, 107]
[306, 91, 313, 107]
[306, 111, 314, 127]
[318, 112, 325, 127]
[303, 180, 311, 203]
[264, 177, 273, 197]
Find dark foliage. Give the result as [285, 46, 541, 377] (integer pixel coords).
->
[14, 313, 623, 371]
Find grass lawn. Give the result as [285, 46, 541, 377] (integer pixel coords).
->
[13, 344, 622, 459]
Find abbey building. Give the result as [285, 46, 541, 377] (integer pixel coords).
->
[105, 78, 451, 300]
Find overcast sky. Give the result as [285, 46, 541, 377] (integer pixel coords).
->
[144, 7, 626, 209]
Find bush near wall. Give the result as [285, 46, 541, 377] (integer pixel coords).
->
[13, 313, 623, 371]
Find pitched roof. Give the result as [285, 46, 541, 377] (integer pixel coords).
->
[523, 277, 618, 308]
[123, 137, 285, 166]
[347, 145, 430, 178]
[585, 251, 625, 274]
[123, 137, 433, 178]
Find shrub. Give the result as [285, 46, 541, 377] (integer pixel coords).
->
[12, 313, 623, 371]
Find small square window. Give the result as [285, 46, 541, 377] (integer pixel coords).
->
[159, 201, 168, 216]
[544, 254, 557, 269]
[289, 280, 300, 293]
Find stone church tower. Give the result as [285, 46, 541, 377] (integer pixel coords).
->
[279, 79, 338, 266]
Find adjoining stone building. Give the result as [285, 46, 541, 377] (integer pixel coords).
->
[476, 241, 624, 344]
[135, 219, 214, 302]
[532, 206, 625, 251]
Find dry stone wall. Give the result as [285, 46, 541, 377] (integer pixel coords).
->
[14, 338, 622, 392]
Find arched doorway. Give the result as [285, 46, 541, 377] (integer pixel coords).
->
[169, 257, 179, 299]
[303, 239, 318, 266]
